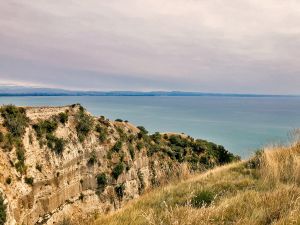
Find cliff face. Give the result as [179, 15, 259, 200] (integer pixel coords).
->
[0, 105, 237, 225]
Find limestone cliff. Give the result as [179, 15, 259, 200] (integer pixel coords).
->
[0, 104, 238, 225]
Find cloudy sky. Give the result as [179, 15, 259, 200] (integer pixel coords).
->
[0, 0, 300, 94]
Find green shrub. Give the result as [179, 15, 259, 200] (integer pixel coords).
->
[137, 126, 148, 135]
[46, 134, 65, 154]
[115, 183, 125, 200]
[15, 161, 26, 174]
[58, 112, 68, 124]
[33, 119, 58, 138]
[128, 144, 135, 160]
[15, 145, 26, 174]
[115, 119, 123, 122]
[147, 144, 160, 157]
[0, 105, 29, 137]
[150, 132, 161, 144]
[112, 141, 122, 152]
[75, 108, 94, 142]
[95, 124, 108, 143]
[16, 147, 25, 162]
[2, 133, 14, 151]
[191, 190, 214, 208]
[96, 173, 108, 191]
[24, 177, 34, 186]
[33, 118, 65, 154]
[116, 127, 127, 141]
[169, 135, 187, 148]
[136, 141, 144, 151]
[112, 163, 124, 180]
[0, 193, 6, 225]
[99, 132, 107, 143]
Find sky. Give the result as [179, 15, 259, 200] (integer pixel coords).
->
[0, 0, 300, 94]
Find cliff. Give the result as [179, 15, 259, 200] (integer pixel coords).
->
[0, 104, 237, 225]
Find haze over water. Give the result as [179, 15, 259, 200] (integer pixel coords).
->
[1, 95, 300, 158]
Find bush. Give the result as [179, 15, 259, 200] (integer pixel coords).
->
[191, 190, 214, 208]
[75, 108, 94, 142]
[95, 125, 108, 142]
[150, 132, 161, 144]
[115, 119, 123, 122]
[2, 133, 14, 151]
[112, 163, 124, 180]
[15, 145, 26, 174]
[0, 105, 29, 137]
[33, 118, 66, 154]
[95, 124, 108, 143]
[147, 144, 160, 157]
[15, 161, 26, 174]
[58, 112, 68, 124]
[137, 126, 148, 135]
[128, 144, 135, 160]
[46, 134, 65, 154]
[0, 193, 6, 225]
[136, 141, 144, 151]
[96, 173, 108, 191]
[24, 177, 34, 186]
[115, 183, 125, 200]
[112, 141, 123, 152]
[33, 119, 58, 138]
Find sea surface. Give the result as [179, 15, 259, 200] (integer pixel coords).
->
[1, 96, 300, 158]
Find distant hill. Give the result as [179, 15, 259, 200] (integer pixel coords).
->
[0, 85, 287, 97]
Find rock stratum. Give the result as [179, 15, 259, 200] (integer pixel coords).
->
[0, 104, 238, 225]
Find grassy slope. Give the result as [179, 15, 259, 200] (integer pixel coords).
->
[93, 143, 300, 225]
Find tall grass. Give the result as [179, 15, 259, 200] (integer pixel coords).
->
[260, 143, 300, 186]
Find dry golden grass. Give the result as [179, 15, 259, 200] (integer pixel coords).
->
[93, 144, 300, 225]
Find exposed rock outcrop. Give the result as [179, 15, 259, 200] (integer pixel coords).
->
[0, 105, 238, 225]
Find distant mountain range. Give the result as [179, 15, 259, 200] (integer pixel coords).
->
[0, 85, 293, 97]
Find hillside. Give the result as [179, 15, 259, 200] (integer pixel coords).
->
[93, 143, 300, 225]
[0, 105, 237, 225]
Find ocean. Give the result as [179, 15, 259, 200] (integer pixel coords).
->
[1, 96, 300, 158]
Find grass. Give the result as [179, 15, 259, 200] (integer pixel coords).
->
[93, 143, 300, 225]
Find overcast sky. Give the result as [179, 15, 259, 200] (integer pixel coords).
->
[0, 0, 300, 94]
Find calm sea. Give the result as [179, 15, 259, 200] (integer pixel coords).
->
[1, 96, 300, 158]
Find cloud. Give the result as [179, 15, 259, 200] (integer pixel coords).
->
[0, 0, 300, 93]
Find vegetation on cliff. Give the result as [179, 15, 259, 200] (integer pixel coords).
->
[94, 143, 300, 225]
[0, 105, 29, 174]
[33, 115, 66, 154]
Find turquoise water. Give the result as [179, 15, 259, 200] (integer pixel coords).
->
[1, 96, 300, 158]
